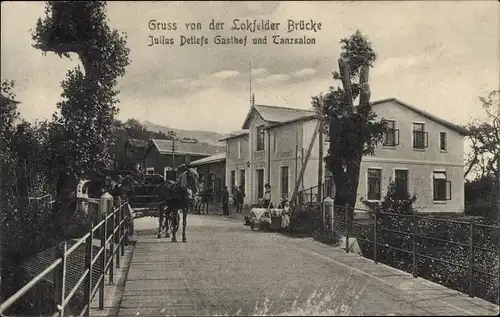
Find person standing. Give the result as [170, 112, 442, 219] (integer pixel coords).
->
[195, 180, 205, 213]
[236, 185, 245, 213]
[222, 186, 230, 216]
[262, 183, 273, 209]
[113, 174, 136, 244]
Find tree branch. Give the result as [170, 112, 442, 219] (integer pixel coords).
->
[33, 42, 82, 55]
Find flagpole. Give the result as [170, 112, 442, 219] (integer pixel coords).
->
[249, 62, 252, 106]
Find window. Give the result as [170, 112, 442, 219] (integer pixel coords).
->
[256, 125, 265, 151]
[230, 170, 236, 194]
[237, 140, 242, 159]
[239, 170, 246, 192]
[280, 166, 289, 197]
[256, 169, 264, 199]
[412, 123, 427, 149]
[199, 173, 205, 185]
[433, 172, 451, 201]
[440, 132, 447, 151]
[146, 167, 155, 175]
[394, 169, 408, 197]
[367, 169, 382, 200]
[413, 123, 427, 149]
[383, 120, 398, 146]
[209, 173, 215, 189]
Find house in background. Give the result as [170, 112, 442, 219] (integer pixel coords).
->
[220, 131, 249, 200]
[356, 98, 469, 213]
[222, 105, 329, 206]
[221, 98, 468, 215]
[189, 152, 226, 201]
[143, 139, 225, 181]
[124, 138, 149, 170]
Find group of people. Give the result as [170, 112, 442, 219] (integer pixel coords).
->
[220, 182, 291, 216]
[219, 184, 246, 216]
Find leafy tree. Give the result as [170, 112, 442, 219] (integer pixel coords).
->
[313, 30, 387, 221]
[464, 90, 499, 179]
[31, 1, 131, 206]
[1, 80, 20, 213]
[123, 118, 148, 139]
[0, 82, 60, 307]
[462, 90, 500, 218]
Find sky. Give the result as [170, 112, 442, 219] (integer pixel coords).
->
[1, 1, 499, 134]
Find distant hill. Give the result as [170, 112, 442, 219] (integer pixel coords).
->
[142, 120, 230, 145]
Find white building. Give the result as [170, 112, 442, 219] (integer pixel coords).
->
[221, 98, 468, 214]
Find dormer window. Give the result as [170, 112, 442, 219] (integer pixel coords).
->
[256, 125, 265, 151]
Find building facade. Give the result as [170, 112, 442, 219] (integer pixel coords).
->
[143, 139, 225, 181]
[355, 98, 468, 213]
[223, 105, 328, 206]
[189, 153, 226, 201]
[221, 131, 250, 199]
[222, 99, 468, 214]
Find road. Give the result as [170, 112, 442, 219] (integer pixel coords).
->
[116, 214, 498, 316]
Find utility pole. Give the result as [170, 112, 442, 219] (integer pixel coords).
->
[317, 94, 325, 203]
[290, 118, 322, 207]
[249, 62, 253, 106]
[172, 139, 176, 179]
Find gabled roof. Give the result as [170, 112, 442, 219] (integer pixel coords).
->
[265, 115, 317, 130]
[126, 138, 149, 148]
[219, 130, 249, 142]
[190, 152, 226, 166]
[372, 98, 470, 136]
[241, 104, 314, 129]
[149, 139, 225, 156]
[248, 98, 468, 136]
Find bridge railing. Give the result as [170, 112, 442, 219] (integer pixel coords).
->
[0, 193, 130, 317]
[325, 204, 500, 305]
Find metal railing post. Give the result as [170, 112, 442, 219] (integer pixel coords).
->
[120, 202, 125, 256]
[53, 242, 67, 317]
[83, 220, 93, 316]
[373, 208, 378, 264]
[108, 197, 114, 285]
[116, 198, 121, 269]
[412, 212, 417, 278]
[345, 204, 349, 253]
[99, 193, 112, 310]
[468, 220, 475, 298]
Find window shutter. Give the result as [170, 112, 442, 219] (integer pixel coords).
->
[446, 181, 451, 200]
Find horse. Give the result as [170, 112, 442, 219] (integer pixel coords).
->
[156, 167, 199, 242]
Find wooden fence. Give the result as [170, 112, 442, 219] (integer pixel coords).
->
[0, 193, 130, 317]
